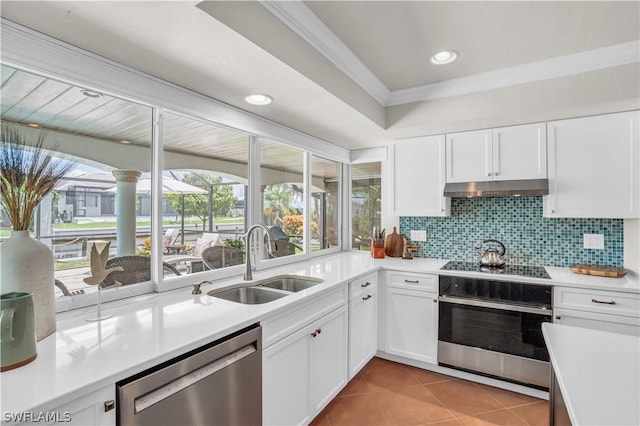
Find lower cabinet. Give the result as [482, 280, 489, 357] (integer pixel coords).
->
[384, 272, 438, 364]
[348, 273, 378, 379]
[553, 286, 640, 336]
[41, 385, 115, 426]
[263, 304, 348, 426]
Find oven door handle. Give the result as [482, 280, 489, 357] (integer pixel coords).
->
[438, 296, 553, 316]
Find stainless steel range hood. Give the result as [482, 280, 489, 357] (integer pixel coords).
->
[443, 179, 549, 198]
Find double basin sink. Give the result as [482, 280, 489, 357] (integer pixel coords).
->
[207, 275, 323, 304]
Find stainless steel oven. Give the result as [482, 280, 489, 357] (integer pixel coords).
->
[438, 275, 552, 389]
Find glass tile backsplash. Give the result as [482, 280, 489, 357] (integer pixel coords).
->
[399, 197, 623, 267]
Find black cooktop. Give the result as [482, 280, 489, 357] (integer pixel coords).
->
[440, 260, 551, 279]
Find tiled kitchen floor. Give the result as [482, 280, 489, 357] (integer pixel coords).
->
[310, 357, 549, 426]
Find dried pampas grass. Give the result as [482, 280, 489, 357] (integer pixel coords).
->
[0, 125, 73, 231]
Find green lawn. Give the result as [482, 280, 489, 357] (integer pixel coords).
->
[1, 217, 245, 237]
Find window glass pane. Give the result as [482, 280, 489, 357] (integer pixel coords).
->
[311, 155, 340, 251]
[162, 112, 248, 275]
[0, 65, 153, 298]
[260, 139, 305, 258]
[351, 162, 381, 251]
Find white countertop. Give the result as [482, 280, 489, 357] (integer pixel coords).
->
[2, 252, 638, 415]
[542, 323, 640, 426]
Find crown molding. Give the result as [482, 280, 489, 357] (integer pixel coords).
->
[260, 3, 639, 108]
[260, 0, 390, 105]
[386, 40, 640, 106]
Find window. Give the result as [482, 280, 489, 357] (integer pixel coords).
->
[351, 162, 381, 251]
[311, 155, 340, 252]
[259, 139, 305, 258]
[0, 65, 153, 302]
[162, 112, 249, 275]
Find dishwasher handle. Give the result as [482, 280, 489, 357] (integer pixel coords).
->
[134, 343, 257, 414]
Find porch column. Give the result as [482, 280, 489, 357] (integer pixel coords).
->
[112, 170, 141, 256]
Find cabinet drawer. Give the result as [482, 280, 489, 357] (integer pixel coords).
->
[262, 286, 348, 348]
[386, 272, 437, 292]
[349, 273, 378, 300]
[554, 287, 640, 318]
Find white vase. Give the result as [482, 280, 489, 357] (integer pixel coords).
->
[0, 230, 56, 341]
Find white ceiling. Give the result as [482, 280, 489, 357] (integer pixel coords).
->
[1, 1, 639, 151]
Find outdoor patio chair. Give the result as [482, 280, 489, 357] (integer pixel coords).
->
[101, 256, 181, 287]
[201, 246, 245, 270]
[162, 228, 183, 254]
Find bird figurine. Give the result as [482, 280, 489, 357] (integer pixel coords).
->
[83, 242, 123, 286]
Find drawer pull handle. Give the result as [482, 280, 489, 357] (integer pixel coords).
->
[361, 282, 371, 288]
[591, 298, 616, 305]
[404, 279, 419, 284]
[104, 400, 115, 412]
[311, 328, 322, 337]
[362, 295, 372, 301]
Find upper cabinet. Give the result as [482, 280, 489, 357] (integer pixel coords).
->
[446, 123, 547, 183]
[544, 111, 640, 218]
[389, 135, 450, 217]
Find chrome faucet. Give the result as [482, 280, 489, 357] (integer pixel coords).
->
[244, 224, 274, 281]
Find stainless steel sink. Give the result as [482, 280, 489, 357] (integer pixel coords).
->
[255, 275, 323, 292]
[209, 287, 288, 304]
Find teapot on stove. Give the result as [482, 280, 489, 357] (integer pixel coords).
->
[476, 239, 506, 267]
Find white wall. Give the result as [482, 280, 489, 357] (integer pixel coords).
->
[625, 220, 640, 276]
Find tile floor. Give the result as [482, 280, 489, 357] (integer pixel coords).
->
[310, 357, 549, 426]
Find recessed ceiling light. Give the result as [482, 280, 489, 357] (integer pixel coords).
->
[244, 94, 273, 106]
[28, 123, 40, 128]
[81, 89, 103, 99]
[430, 50, 458, 65]
[119, 140, 131, 145]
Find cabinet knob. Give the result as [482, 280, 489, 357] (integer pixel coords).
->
[487, 172, 492, 177]
[311, 328, 322, 337]
[555, 315, 561, 320]
[361, 282, 371, 288]
[363, 294, 372, 301]
[104, 400, 115, 412]
[433, 299, 437, 303]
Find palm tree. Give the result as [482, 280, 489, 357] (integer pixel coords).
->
[264, 184, 295, 224]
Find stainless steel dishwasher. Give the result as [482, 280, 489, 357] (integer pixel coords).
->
[117, 324, 262, 426]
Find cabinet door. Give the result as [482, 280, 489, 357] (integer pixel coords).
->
[385, 286, 438, 364]
[545, 111, 640, 218]
[348, 288, 378, 379]
[446, 129, 492, 183]
[309, 305, 348, 415]
[263, 327, 310, 426]
[492, 123, 547, 180]
[45, 385, 115, 426]
[390, 135, 450, 216]
[554, 308, 640, 337]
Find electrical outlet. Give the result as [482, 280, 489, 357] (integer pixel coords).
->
[410, 230, 427, 242]
[583, 234, 605, 250]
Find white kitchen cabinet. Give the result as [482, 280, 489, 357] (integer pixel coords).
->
[544, 111, 640, 218]
[389, 135, 450, 217]
[24, 385, 116, 426]
[553, 286, 640, 336]
[446, 123, 547, 183]
[263, 300, 348, 426]
[348, 273, 378, 379]
[384, 272, 438, 364]
[446, 129, 493, 183]
[309, 306, 348, 414]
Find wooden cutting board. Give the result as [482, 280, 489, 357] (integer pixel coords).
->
[570, 264, 627, 278]
[384, 227, 404, 257]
